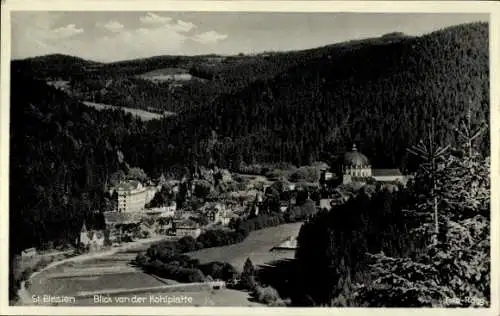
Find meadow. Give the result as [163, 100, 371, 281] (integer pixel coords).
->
[187, 222, 303, 271]
[83, 101, 175, 121]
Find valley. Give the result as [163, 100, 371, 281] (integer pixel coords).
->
[8, 18, 491, 309]
[22, 223, 302, 306]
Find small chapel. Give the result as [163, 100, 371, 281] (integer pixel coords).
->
[78, 221, 105, 252]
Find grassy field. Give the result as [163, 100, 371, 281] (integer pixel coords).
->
[83, 101, 175, 121]
[22, 224, 299, 306]
[29, 269, 165, 297]
[187, 222, 303, 271]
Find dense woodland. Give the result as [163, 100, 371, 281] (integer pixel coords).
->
[290, 139, 490, 307]
[18, 22, 487, 171]
[11, 34, 411, 114]
[163, 22, 489, 168]
[292, 187, 416, 305]
[10, 22, 489, 251]
[10, 74, 130, 253]
[9, 20, 491, 307]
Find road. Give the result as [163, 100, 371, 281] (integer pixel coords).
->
[18, 234, 260, 307]
[17, 236, 169, 305]
[18, 222, 300, 307]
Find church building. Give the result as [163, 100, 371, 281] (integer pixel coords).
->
[78, 221, 105, 252]
[340, 144, 408, 185]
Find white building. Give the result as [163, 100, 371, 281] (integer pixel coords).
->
[323, 172, 334, 181]
[145, 186, 159, 204]
[319, 198, 334, 210]
[116, 180, 147, 213]
[174, 220, 201, 238]
[79, 221, 105, 252]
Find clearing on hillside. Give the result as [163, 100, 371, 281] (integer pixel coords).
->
[83, 101, 175, 121]
[187, 222, 303, 271]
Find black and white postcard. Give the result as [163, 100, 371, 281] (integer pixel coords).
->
[1, 1, 499, 315]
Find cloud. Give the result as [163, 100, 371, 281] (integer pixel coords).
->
[139, 12, 172, 26]
[192, 30, 228, 44]
[70, 25, 190, 62]
[12, 13, 83, 41]
[139, 13, 196, 33]
[97, 20, 124, 33]
[11, 12, 229, 62]
[50, 24, 84, 39]
[172, 20, 197, 33]
[11, 12, 84, 59]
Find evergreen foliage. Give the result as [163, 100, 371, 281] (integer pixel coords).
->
[241, 258, 257, 290]
[356, 139, 490, 307]
[9, 23, 490, 295]
[293, 111, 490, 307]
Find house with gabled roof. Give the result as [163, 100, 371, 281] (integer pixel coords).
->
[174, 219, 201, 238]
[78, 221, 105, 252]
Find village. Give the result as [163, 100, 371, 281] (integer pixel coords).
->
[79, 144, 412, 254]
[20, 144, 412, 261]
[7, 10, 492, 310]
[12, 141, 420, 309]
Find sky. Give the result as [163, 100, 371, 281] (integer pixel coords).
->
[10, 12, 489, 62]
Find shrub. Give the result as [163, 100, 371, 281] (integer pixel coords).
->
[199, 261, 238, 281]
[289, 166, 320, 183]
[134, 253, 148, 266]
[253, 285, 283, 305]
[184, 268, 206, 283]
[177, 236, 198, 253]
[33, 257, 52, 272]
[193, 180, 213, 199]
[20, 268, 33, 281]
[141, 260, 206, 283]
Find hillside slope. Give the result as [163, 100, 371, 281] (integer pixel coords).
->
[10, 73, 133, 253]
[9, 22, 489, 256]
[159, 22, 489, 170]
[10, 34, 411, 113]
[11, 54, 101, 79]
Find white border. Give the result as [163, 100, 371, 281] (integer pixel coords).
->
[1, 1, 499, 315]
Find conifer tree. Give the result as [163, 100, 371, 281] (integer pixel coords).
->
[241, 257, 256, 290]
[406, 118, 450, 235]
[354, 110, 490, 307]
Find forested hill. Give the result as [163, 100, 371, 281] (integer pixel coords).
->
[9, 22, 489, 251]
[10, 22, 489, 173]
[161, 22, 489, 170]
[10, 73, 139, 252]
[11, 54, 101, 79]
[11, 32, 412, 113]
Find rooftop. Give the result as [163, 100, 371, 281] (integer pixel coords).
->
[85, 230, 104, 240]
[176, 219, 200, 229]
[343, 144, 370, 167]
[116, 180, 143, 192]
[104, 211, 143, 224]
[372, 169, 403, 177]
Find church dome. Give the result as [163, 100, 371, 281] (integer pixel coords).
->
[343, 144, 370, 167]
